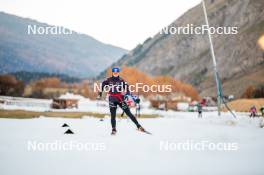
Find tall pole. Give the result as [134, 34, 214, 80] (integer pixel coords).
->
[202, 0, 222, 116]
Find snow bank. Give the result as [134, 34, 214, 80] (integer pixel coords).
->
[0, 96, 52, 112]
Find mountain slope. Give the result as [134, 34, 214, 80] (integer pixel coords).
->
[0, 12, 127, 77]
[109, 0, 264, 97]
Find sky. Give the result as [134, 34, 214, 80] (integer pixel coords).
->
[0, 0, 201, 50]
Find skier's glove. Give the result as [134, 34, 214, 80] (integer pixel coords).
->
[124, 94, 128, 100]
[96, 92, 102, 100]
[124, 94, 130, 100]
[135, 98, 140, 104]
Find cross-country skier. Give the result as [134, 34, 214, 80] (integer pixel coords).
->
[197, 103, 203, 118]
[249, 105, 257, 117]
[98, 67, 145, 135]
[124, 95, 140, 117]
[120, 94, 139, 117]
[260, 106, 264, 117]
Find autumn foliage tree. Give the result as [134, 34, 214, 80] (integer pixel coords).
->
[0, 75, 25, 96]
[242, 85, 264, 98]
[242, 86, 255, 98]
[153, 76, 200, 100]
[106, 66, 200, 101]
[29, 77, 96, 99]
[36, 77, 63, 88]
[78, 80, 97, 99]
[30, 77, 63, 98]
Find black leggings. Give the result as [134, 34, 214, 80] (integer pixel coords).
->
[109, 96, 141, 129]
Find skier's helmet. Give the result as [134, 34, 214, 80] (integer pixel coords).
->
[112, 67, 120, 77]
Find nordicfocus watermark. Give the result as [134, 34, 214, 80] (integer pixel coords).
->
[160, 140, 239, 152]
[27, 24, 74, 35]
[27, 140, 106, 151]
[160, 24, 238, 35]
[94, 82, 172, 93]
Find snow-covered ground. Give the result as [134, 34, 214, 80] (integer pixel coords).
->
[0, 112, 264, 175]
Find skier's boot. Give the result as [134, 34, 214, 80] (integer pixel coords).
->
[111, 128, 117, 135]
[138, 126, 145, 132]
[138, 126, 152, 135]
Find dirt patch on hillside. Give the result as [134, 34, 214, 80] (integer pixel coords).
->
[223, 98, 264, 112]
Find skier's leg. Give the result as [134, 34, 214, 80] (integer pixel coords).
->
[109, 101, 117, 129]
[119, 101, 141, 128]
[136, 106, 141, 118]
[110, 107, 117, 129]
[198, 112, 202, 118]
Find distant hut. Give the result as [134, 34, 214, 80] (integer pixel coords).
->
[147, 93, 192, 111]
[51, 98, 78, 109]
[147, 94, 168, 110]
[0, 99, 5, 104]
[51, 92, 84, 109]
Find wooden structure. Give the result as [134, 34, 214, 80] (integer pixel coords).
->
[148, 93, 191, 111]
[51, 98, 78, 109]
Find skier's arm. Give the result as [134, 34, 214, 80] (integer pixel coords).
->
[98, 79, 109, 98]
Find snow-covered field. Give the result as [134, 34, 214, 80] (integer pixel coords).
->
[0, 94, 217, 116]
[0, 112, 264, 175]
[0, 95, 155, 114]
